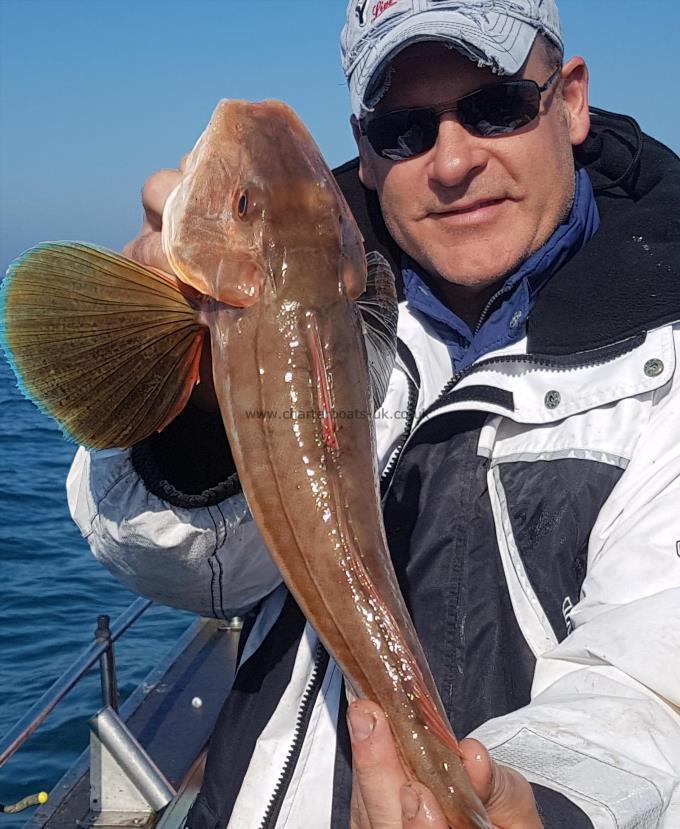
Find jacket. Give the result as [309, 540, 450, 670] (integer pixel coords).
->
[67, 109, 680, 828]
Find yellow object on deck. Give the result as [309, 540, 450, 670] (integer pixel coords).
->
[0, 791, 48, 813]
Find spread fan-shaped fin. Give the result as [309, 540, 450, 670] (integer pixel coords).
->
[0, 242, 206, 449]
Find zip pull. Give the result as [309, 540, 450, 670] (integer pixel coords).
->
[562, 596, 574, 635]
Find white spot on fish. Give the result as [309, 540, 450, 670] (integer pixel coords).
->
[284, 371, 293, 382]
[258, 367, 265, 376]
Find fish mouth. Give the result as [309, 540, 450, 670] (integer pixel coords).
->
[168, 253, 263, 308]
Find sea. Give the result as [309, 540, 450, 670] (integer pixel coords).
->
[0, 356, 195, 827]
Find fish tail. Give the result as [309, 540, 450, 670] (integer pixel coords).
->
[0, 242, 206, 449]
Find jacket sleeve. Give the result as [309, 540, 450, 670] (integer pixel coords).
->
[68, 363, 412, 620]
[470, 333, 680, 829]
[67, 403, 284, 618]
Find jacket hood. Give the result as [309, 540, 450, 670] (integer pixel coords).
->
[532, 109, 680, 352]
[334, 108, 680, 354]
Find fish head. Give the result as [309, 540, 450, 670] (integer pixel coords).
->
[162, 99, 366, 307]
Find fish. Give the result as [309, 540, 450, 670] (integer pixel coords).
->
[0, 99, 490, 828]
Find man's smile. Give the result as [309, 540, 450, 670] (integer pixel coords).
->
[426, 197, 510, 225]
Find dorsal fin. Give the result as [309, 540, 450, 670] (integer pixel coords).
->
[355, 251, 398, 412]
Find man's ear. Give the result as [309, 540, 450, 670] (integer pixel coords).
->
[560, 56, 590, 147]
[351, 115, 378, 191]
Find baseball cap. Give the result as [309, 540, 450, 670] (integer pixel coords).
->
[341, 0, 563, 117]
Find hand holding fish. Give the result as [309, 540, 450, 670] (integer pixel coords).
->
[122, 163, 185, 272]
[348, 701, 543, 829]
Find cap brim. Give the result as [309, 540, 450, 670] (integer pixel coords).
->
[349, 11, 537, 117]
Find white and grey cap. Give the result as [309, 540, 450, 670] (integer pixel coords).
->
[341, 0, 563, 117]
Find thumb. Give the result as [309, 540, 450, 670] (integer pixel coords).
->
[460, 739, 542, 829]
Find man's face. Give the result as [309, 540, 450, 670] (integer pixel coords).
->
[355, 42, 590, 293]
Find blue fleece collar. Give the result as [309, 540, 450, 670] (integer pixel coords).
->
[402, 169, 600, 371]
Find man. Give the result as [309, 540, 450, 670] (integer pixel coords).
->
[67, 1, 680, 826]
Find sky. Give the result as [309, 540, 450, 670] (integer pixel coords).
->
[1, 0, 678, 274]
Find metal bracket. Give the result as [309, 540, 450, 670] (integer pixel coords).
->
[78, 706, 176, 828]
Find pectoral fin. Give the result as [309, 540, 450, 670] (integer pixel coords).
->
[0, 242, 205, 449]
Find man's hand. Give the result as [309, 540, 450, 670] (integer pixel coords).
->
[123, 166, 181, 271]
[348, 700, 543, 829]
[123, 163, 218, 412]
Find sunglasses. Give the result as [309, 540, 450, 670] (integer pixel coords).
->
[359, 67, 561, 161]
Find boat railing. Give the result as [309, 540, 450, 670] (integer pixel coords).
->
[0, 596, 179, 824]
[1, 597, 152, 768]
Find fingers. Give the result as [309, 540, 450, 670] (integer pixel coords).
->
[459, 740, 494, 802]
[460, 739, 543, 829]
[348, 701, 448, 829]
[349, 700, 407, 826]
[123, 168, 182, 272]
[122, 231, 171, 272]
[141, 169, 181, 230]
[400, 782, 449, 827]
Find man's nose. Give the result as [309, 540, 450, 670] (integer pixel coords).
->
[427, 115, 486, 187]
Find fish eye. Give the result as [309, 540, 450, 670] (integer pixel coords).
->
[237, 191, 248, 219]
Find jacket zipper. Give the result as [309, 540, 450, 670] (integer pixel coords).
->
[259, 641, 330, 829]
[473, 282, 515, 335]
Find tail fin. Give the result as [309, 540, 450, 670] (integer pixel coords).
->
[0, 242, 205, 449]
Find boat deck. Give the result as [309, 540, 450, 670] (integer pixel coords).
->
[27, 618, 240, 829]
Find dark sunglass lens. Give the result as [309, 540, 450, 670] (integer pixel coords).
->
[460, 81, 540, 136]
[367, 109, 438, 160]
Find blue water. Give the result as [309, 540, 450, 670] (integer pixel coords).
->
[0, 356, 195, 825]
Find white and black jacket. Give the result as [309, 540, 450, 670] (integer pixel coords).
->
[68, 110, 680, 828]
